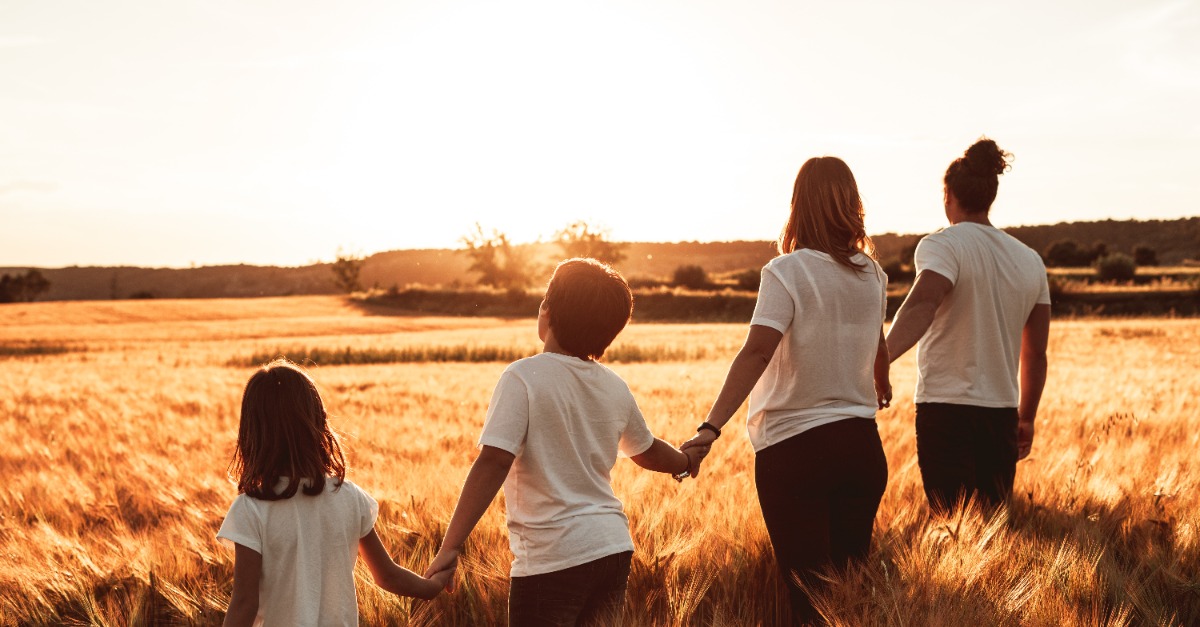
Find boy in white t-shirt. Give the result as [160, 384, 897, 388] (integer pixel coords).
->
[424, 258, 703, 626]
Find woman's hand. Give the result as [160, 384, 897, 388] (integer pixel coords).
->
[874, 375, 892, 409]
[423, 548, 460, 592]
[680, 430, 718, 479]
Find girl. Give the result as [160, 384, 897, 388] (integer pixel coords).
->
[682, 156, 891, 624]
[218, 359, 451, 627]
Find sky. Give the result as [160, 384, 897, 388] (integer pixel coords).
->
[1, 0, 1197, 268]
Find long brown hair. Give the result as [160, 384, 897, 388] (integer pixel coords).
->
[228, 359, 346, 500]
[777, 156, 874, 269]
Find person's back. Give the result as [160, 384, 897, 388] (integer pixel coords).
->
[748, 249, 886, 449]
[482, 351, 649, 576]
[914, 222, 1048, 407]
[220, 479, 375, 626]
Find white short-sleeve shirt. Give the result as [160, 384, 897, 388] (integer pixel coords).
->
[217, 478, 378, 627]
[746, 250, 886, 452]
[913, 222, 1051, 407]
[479, 352, 656, 577]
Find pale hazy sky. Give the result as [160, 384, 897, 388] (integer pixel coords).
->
[2, 0, 1197, 267]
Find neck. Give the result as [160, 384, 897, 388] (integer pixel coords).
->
[542, 334, 590, 361]
[951, 211, 992, 226]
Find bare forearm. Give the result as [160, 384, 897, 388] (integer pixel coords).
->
[1018, 353, 1047, 423]
[705, 345, 771, 429]
[630, 438, 689, 475]
[441, 449, 512, 552]
[886, 299, 936, 362]
[223, 594, 257, 627]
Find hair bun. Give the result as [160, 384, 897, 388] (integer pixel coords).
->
[964, 138, 1011, 176]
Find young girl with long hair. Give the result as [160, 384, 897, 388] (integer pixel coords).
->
[682, 156, 891, 625]
[218, 359, 451, 626]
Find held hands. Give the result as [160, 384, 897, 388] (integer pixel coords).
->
[422, 548, 460, 593]
[679, 429, 718, 479]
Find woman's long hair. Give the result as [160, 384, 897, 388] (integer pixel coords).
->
[778, 156, 874, 269]
[228, 359, 346, 500]
[944, 138, 1012, 213]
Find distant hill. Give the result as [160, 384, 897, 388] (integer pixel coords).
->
[4, 218, 1196, 302]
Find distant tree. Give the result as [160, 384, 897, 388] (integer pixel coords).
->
[0, 269, 50, 303]
[1133, 245, 1159, 267]
[554, 221, 628, 267]
[1043, 239, 1091, 267]
[1089, 240, 1109, 264]
[672, 264, 709, 289]
[1094, 252, 1137, 282]
[331, 248, 365, 293]
[460, 223, 536, 290]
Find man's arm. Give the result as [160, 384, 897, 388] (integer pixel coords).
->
[1017, 303, 1050, 459]
[423, 445, 515, 585]
[885, 270, 953, 362]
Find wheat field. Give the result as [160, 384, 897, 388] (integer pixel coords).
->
[0, 295, 1197, 626]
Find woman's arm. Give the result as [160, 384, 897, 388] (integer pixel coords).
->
[885, 270, 953, 362]
[680, 324, 783, 477]
[422, 445, 515, 585]
[874, 329, 892, 409]
[358, 527, 449, 600]
[223, 543, 261, 627]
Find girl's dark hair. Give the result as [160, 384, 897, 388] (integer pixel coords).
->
[944, 138, 1012, 213]
[778, 156, 875, 270]
[229, 359, 346, 500]
[544, 258, 633, 360]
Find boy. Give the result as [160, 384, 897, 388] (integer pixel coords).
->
[424, 258, 703, 626]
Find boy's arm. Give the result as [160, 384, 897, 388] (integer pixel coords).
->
[358, 527, 447, 600]
[630, 438, 693, 475]
[424, 445, 515, 583]
[223, 543, 261, 627]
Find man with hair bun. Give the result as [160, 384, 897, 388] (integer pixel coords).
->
[886, 138, 1051, 515]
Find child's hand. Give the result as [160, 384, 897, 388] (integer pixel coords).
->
[427, 565, 455, 594]
[423, 548, 460, 592]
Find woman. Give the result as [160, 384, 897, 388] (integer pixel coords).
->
[885, 138, 1050, 514]
[683, 156, 890, 624]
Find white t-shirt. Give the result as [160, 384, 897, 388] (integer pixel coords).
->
[913, 222, 1051, 407]
[217, 478, 378, 627]
[747, 249, 886, 452]
[478, 352, 656, 577]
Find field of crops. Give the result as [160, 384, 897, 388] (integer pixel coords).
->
[1, 295, 1197, 625]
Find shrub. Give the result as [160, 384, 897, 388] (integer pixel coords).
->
[1094, 252, 1137, 282]
[1043, 239, 1091, 267]
[672, 265, 709, 289]
[732, 268, 761, 291]
[1133, 245, 1158, 267]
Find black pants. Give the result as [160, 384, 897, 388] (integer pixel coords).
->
[508, 550, 632, 627]
[915, 402, 1019, 515]
[755, 418, 888, 625]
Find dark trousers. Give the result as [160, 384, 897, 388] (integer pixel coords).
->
[508, 550, 632, 627]
[755, 418, 888, 625]
[915, 402, 1019, 515]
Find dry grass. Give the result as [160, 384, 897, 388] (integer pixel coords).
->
[1, 296, 1197, 626]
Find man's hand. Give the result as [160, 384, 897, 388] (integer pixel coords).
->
[1017, 420, 1035, 460]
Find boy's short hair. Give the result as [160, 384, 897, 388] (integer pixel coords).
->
[545, 258, 633, 360]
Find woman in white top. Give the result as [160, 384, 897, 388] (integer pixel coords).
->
[683, 156, 891, 625]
